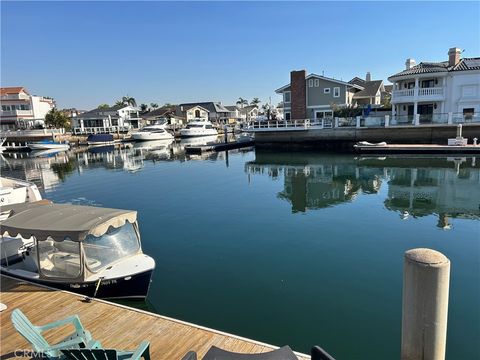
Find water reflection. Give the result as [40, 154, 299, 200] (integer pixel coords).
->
[0, 136, 246, 192]
[246, 152, 480, 226]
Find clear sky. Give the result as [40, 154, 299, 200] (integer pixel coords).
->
[2, 1, 479, 109]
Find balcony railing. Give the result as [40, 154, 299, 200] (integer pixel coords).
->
[392, 87, 444, 99]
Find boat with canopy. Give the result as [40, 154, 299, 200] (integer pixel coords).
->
[0, 201, 155, 299]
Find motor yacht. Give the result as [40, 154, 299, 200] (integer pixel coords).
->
[131, 121, 174, 141]
[0, 201, 155, 300]
[180, 120, 218, 137]
[0, 177, 42, 211]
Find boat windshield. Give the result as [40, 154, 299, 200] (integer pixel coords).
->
[83, 222, 140, 272]
[186, 124, 204, 128]
[38, 238, 81, 278]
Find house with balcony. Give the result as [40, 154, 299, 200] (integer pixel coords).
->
[275, 70, 364, 121]
[0, 87, 55, 130]
[72, 104, 142, 134]
[388, 47, 480, 124]
[348, 73, 386, 106]
[178, 102, 230, 123]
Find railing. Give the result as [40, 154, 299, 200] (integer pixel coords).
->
[0, 110, 33, 116]
[418, 87, 444, 96]
[247, 112, 479, 132]
[73, 126, 131, 135]
[0, 128, 65, 137]
[393, 89, 414, 97]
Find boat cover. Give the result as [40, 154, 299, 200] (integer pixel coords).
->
[1, 202, 137, 242]
[87, 134, 114, 142]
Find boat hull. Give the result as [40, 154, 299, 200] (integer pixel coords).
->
[0, 268, 154, 300]
[28, 143, 69, 150]
[180, 130, 218, 138]
[132, 133, 174, 141]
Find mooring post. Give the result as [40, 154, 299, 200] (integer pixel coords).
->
[401, 248, 450, 360]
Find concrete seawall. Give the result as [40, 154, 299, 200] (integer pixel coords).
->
[254, 124, 480, 150]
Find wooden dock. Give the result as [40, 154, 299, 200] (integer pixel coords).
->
[0, 276, 308, 359]
[185, 140, 255, 154]
[353, 143, 480, 154]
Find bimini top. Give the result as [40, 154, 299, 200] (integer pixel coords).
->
[1, 202, 137, 242]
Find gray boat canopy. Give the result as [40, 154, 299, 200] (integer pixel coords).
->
[1, 202, 137, 242]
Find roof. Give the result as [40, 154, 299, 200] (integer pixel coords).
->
[275, 74, 364, 93]
[240, 105, 258, 115]
[178, 102, 229, 114]
[384, 85, 393, 93]
[353, 80, 384, 99]
[225, 106, 239, 111]
[142, 106, 177, 119]
[388, 57, 480, 80]
[349, 77, 366, 87]
[1, 87, 28, 96]
[77, 105, 127, 118]
[1, 202, 137, 242]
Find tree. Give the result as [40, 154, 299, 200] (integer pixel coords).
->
[45, 108, 71, 129]
[97, 103, 109, 109]
[236, 97, 248, 108]
[116, 96, 137, 107]
[250, 98, 261, 106]
[140, 103, 149, 113]
[150, 103, 159, 109]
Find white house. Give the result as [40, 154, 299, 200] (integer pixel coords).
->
[73, 104, 142, 134]
[388, 47, 480, 124]
[182, 105, 209, 122]
[0, 87, 55, 130]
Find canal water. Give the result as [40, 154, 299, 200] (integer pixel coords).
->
[1, 139, 479, 359]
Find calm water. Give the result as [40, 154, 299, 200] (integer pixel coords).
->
[2, 140, 479, 359]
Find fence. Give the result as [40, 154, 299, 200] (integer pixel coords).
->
[247, 112, 479, 131]
[73, 126, 131, 135]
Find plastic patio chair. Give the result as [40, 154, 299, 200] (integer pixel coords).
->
[61, 341, 150, 360]
[11, 308, 99, 359]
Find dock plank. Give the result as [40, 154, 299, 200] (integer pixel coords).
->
[0, 276, 308, 359]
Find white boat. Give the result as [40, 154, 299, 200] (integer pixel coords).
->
[180, 120, 218, 137]
[28, 140, 70, 151]
[0, 201, 155, 300]
[0, 177, 42, 206]
[131, 121, 174, 141]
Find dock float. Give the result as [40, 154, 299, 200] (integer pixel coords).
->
[185, 140, 254, 154]
[0, 275, 309, 359]
[354, 143, 480, 154]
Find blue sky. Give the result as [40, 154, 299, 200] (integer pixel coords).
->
[2, 1, 479, 109]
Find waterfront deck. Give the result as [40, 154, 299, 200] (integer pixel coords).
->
[0, 276, 309, 360]
[185, 140, 255, 154]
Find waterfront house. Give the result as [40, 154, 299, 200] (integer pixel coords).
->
[240, 105, 259, 121]
[141, 106, 186, 126]
[0, 87, 55, 130]
[178, 102, 230, 123]
[275, 70, 364, 121]
[348, 73, 387, 106]
[181, 104, 210, 122]
[72, 105, 142, 134]
[388, 47, 480, 124]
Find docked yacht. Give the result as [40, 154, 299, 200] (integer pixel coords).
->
[0, 177, 42, 210]
[180, 120, 218, 137]
[131, 121, 174, 141]
[0, 201, 155, 299]
[28, 140, 70, 151]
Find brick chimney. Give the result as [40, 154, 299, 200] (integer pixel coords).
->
[448, 47, 461, 67]
[405, 58, 416, 70]
[290, 70, 307, 120]
[366, 72, 371, 82]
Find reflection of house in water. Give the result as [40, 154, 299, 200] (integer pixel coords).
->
[385, 161, 480, 226]
[1, 152, 69, 191]
[246, 155, 383, 212]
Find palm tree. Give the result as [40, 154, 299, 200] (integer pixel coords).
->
[236, 97, 248, 108]
[250, 98, 261, 107]
[150, 103, 159, 109]
[140, 103, 149, 113]
[97, 103, 109, 109]
[116, 96, 137, 107]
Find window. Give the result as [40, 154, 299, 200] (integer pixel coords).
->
[285, 112, 291, 120]
[308, 79, 314, 87]
[407, 82, 415, 89]
[38, 238, 81, 278]
[463, 108, 474, 120]
[421, 79, 435, 88]
[284, 91, 291, 103]
[314, 79, 319, 87]
[195, 109, 201, 118]
[324, 88, 331, 94]
[333, 87, 340, 98]
[83, 222, 140, 273]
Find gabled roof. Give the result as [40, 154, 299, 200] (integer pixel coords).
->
[353, 80, 384, 99]
[388, 57, 480, 80]
[275, 73, 364, 93]
[348, 77, 366, 87]
[225, 106, 239, 111]
[1, 87, 29, 96]
[178, 102, 228, 113]
[141, 106, 179, 119]
[240, 105, 258, 115]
